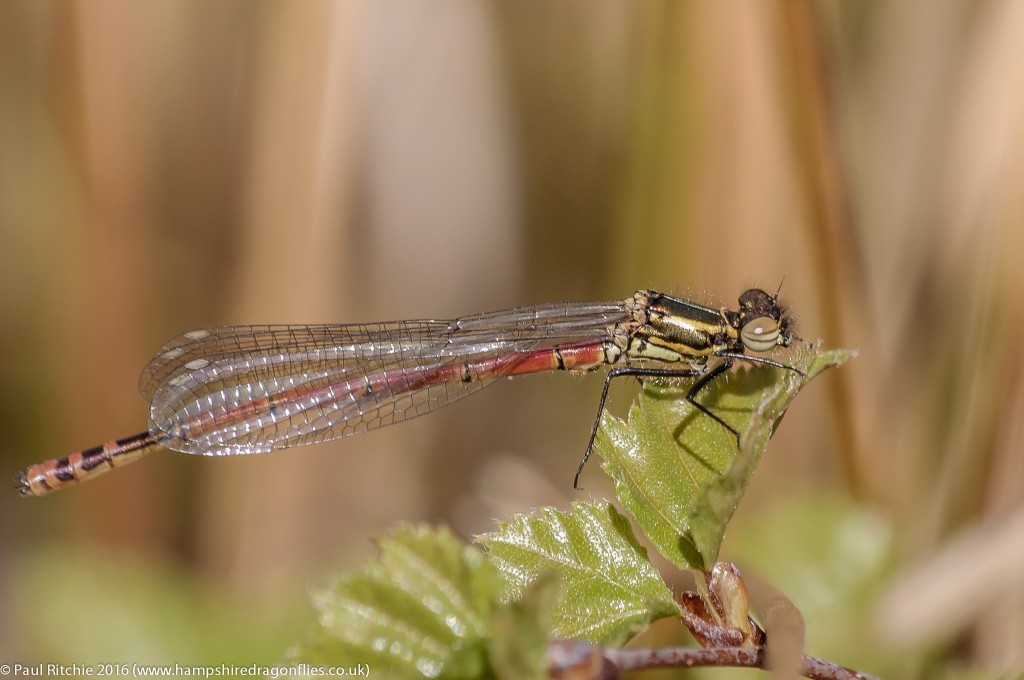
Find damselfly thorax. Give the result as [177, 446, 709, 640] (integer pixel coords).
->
[15, 287, 800, 497]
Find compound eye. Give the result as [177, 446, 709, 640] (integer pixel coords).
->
[741, 316, 780, 352]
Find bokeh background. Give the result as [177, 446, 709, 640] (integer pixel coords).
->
[1, 2, 1022, 678]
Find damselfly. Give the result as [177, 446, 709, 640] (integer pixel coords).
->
[15, 288, 801, 497]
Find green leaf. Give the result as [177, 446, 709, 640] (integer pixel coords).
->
[477, 501, 680, 646]
[487, 574, 560, 680]
[288, 524, 509, 679]
[596, 344, 854, 571]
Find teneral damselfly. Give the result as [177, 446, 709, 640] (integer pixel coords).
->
[14, 288, 801, 497]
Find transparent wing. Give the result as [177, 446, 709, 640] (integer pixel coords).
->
[139, 300, 631, 456]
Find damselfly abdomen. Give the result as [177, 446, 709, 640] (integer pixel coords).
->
[15, 288, 800, 497]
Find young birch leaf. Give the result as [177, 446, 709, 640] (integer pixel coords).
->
[487, 574, 559, 680]
[477, 501, 680, 646]
[288, 524, 505, 679]
[596, 343, 854, 571]
[687, 348, 855, 563]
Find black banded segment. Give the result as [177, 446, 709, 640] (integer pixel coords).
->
[15, 431, 161, 498]
[78, 444, 110, 473]
[553, 346, 567, 371]
[117, 431, 154, 448]
[53, 458, 77, 482]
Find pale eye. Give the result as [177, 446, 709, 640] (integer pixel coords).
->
[740, 316, 780, 352]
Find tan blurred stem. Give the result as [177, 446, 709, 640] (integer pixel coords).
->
[876, 504, 1024, 648]
[746, 570, 806, 680]
[772, 2, 868, 499]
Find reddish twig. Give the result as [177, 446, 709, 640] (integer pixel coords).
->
[547, 640, 882, 680]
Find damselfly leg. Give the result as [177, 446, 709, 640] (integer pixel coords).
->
[573, 354, 805, 488]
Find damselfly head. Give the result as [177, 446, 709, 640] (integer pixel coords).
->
[736, 288, 797, 353]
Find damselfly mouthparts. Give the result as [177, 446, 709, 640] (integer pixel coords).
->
[15, 288, 802, 497]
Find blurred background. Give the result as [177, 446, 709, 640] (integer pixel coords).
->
[1, 1, 1022, 677]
